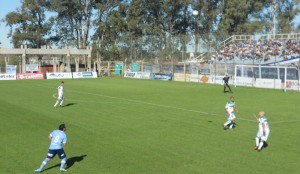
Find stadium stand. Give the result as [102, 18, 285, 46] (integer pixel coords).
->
[211, 34, 300, 66]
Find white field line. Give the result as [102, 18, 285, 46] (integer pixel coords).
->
[52, 93, 140, 104]
[42, 84, 299, 124]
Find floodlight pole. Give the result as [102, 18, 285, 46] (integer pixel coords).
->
[273, 11, 276, 35]
[170, 26, 174, 79]
[192, 10, 200, 55]
[272, 0, 277, 35]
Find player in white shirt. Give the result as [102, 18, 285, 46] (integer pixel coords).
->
[54, 81, 64, 108]
[224, 96, 238, 130]
[253, 111, 270, 152]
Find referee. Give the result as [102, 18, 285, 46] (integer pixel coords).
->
[223, 74, 232, 93]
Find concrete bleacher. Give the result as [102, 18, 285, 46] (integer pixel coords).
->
[211, 33, 300, 66]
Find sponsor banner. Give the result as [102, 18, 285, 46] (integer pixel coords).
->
[17, 73, 44, 80]
[190, 74, 199, 82]
[124, 72, 151, 79]
[72, 72, 97, 78]
[175, 74, 217, 84]
[0, 73, 16, 80]
[210, 75, 225, 85]
[46, 72, 73, 79]
[286, 80, 300, 90]
[152, 73, 172, 81]
[6, 65, 17, 74]
[135, 72, 151, 79]
[124, 72, 137, 78]
[174, 73, 186, 81]
[234, 77, 254, 87]
[26, 64, 39, 72]
[172, 73, 295, 90]
[174, 73, 190, 82]
[199, 75, 210, 83]
[255, 78, 281, 89]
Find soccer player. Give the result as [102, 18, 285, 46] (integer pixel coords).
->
[54, 81, 64, 108]
[224, 96, 238, 130]
[223, 74, 232, 93]
[34, 124, 68, 173]
[254, 111, 270, 152]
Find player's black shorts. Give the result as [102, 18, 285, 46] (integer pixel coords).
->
[47, 149, 66, 159]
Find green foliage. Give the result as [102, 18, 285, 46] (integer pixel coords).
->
[92, 0, 124, 60]
[1, 78, 300, 174]
[191, 0, 221, 52]
[276, 0, 300, 33]
[5, 0, 52, 48]
[3, 0, 300, 60]
[217, 0, 273, 37]
[47, 0, 95, 48]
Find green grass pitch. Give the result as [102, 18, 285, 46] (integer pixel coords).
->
[1, 78, 300, 174]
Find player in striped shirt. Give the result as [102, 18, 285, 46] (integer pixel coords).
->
[254, 111, 270, 152]
[224, 96, 238, 129]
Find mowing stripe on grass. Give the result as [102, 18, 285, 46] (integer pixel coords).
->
[69, 90, 300, 124]
[44, 84, 300, 124]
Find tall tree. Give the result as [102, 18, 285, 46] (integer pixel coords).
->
[276, 0, 300, 33]
[217, 0, 273, 40]
[5, 0, 52, 48]
[145, 0, 192, 62]
[123, 0, 144, 61]
[48, 0, 94, 48]
[91, 0, 125, 61]
[175, 0, 193, 61]
[192, 0, 221, 54]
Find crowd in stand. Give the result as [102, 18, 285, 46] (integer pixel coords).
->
[212, 39, 300, 63]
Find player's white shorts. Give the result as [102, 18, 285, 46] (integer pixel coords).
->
[256, 129, 270, 141]
[58, 94, 64, 100]
[228, 113, 236, 121]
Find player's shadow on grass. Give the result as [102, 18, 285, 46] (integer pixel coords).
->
[263, 142, 269, 148]
[66, 155, 87, 169]
[42, 155, 87, 172]
[62, 103, 76, 107]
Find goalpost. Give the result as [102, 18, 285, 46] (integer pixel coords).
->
[234, 64, 300, 91]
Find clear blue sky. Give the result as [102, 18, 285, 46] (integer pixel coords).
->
[1, 1, 300, 48]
